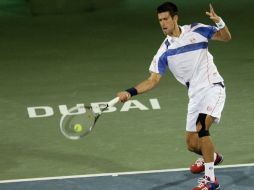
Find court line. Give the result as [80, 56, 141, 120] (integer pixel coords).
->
[0, 163, 254, 184]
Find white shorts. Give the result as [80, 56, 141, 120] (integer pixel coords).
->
[186, 84, 226, 132]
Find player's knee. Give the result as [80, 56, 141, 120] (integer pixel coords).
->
[196, 113, 210, 138]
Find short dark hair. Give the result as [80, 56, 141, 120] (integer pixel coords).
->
[157, 2, 178, 17]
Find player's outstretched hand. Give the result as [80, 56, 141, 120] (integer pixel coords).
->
[117, 91, 131, 102]
[206, 4, 221, 23]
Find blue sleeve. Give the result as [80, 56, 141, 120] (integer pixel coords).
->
[158, 53, 168, 75]
[193, 25, 218, 39]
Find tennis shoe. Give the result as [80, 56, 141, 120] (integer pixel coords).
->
[190, 153, 223, 174]
[192, 176, 220, 190]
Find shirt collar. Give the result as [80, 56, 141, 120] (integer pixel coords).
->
[166, 25, 184, 42]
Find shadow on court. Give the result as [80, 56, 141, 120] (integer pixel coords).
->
[0, 165, 253, 190]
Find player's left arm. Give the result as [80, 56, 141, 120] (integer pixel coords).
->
[206, 4, 232, 42]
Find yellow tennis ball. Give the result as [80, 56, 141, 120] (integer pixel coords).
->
[74, 124, 83, 132]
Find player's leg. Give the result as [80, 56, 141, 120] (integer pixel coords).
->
[192, 114, 220, 190]
[185, 96, 202, 155]
[186, 132, 201, 155]
[187, 84, 225, 172]
[186, 131, 223, 174]
[192, 84, 226, 190]
[197, 114, 216, 180]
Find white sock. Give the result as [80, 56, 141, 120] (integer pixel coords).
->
[204, 162, 215, 182]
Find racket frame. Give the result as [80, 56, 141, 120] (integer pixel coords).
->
[60, 97, 119, 140]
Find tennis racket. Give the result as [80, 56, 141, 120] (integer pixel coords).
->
[60, 97, 119, 140]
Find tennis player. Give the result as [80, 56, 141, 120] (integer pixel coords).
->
[117, 2, 231, 190]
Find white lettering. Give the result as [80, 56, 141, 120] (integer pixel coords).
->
[27, 98, 161, 118]
[120, 100, 149, 112]
[59, 104, 86, 115]
[27, 106, 54, 118]
[150, 98, 161, 109]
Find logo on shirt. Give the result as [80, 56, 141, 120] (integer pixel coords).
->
[190, 37, 196, 43]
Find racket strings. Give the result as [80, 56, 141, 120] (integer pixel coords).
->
[60, 103, 109, 140]
[60, 107, 97, 139]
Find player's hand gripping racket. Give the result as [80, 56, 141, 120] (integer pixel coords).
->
[60, 97, 119, 140]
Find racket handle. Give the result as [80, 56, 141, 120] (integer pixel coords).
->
[107, 97, 120, 107]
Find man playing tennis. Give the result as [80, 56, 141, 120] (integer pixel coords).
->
[117, 2, 231, 190]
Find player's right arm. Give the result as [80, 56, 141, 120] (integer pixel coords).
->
[118, 38, 167, 102]
[117, 72, 162, 102]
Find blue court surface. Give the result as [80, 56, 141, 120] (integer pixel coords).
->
[0, 163, 253, 190]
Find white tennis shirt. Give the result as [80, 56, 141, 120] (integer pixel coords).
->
[149, 23, 224, 96]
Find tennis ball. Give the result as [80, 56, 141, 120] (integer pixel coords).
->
[74, 124, 83, 132]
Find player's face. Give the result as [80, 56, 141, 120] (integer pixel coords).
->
[158, 12, 178, 36]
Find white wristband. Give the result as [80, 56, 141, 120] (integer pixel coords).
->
[216, 18, 225, 29]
